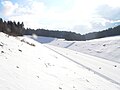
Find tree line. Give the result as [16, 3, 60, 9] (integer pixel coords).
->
[0, 18, 24, 36]
[24, 28, 85, 41]
[24, 26, 120, 41]
[84, 25, 120, 40]
[0, 18, 120, 40]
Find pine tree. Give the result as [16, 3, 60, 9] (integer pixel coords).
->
[0, 18, 3, 32]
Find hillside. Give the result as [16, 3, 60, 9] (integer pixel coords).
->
[36, 36, 120, 63]
[0, 32, 120, 90]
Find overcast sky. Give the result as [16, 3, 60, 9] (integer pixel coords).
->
[0, 0, 120, 34]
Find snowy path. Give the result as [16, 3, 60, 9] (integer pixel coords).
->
[45, 44, 120, 86]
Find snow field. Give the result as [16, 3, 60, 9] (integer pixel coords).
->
[0, 32, 120, 90]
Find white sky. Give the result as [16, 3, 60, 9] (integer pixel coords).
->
[0, 0, 120, 34]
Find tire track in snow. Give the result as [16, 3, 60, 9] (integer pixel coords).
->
[64, 42, 75, 48]
[44, 45, 120, 86]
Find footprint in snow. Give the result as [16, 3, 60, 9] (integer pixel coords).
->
[59, 87, 62, 89]
[38, 58, 41, 60]
[44, 63, 55, 67]
[16, 66, 19, 68]
[86, 79, 89, 82]
[99, 67, 101, 69]
[103, 44, 106, 46]
[36, 76, 39, 78]
[73, 86, 75, 88]
[8, 49, 12, 52]
[18, 49, 22, 52]
[0, 44, 3, 47]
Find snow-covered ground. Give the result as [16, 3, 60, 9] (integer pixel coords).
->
[34, 36, 120, 63]
[0, 32, 120, 90]
[45, 44, 120, 86]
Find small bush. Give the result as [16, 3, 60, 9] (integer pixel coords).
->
[20, 39, 35, 47]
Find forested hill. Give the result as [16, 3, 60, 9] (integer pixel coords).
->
[0, 18, 120, 41]
[24, 28, 85, 41]
[25, 25, 120, 41]
[84, 25, 120, 40]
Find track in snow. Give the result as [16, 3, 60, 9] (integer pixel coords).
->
[64, 42, 75, 48]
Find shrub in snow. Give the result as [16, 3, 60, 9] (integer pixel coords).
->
[20, 39, 35, 47]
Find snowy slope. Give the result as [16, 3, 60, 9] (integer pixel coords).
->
[38, 36, 120, 63]
[0, 32, 120, 90]
[45, 44, 120, 86]
[67, 36, 120, 63]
